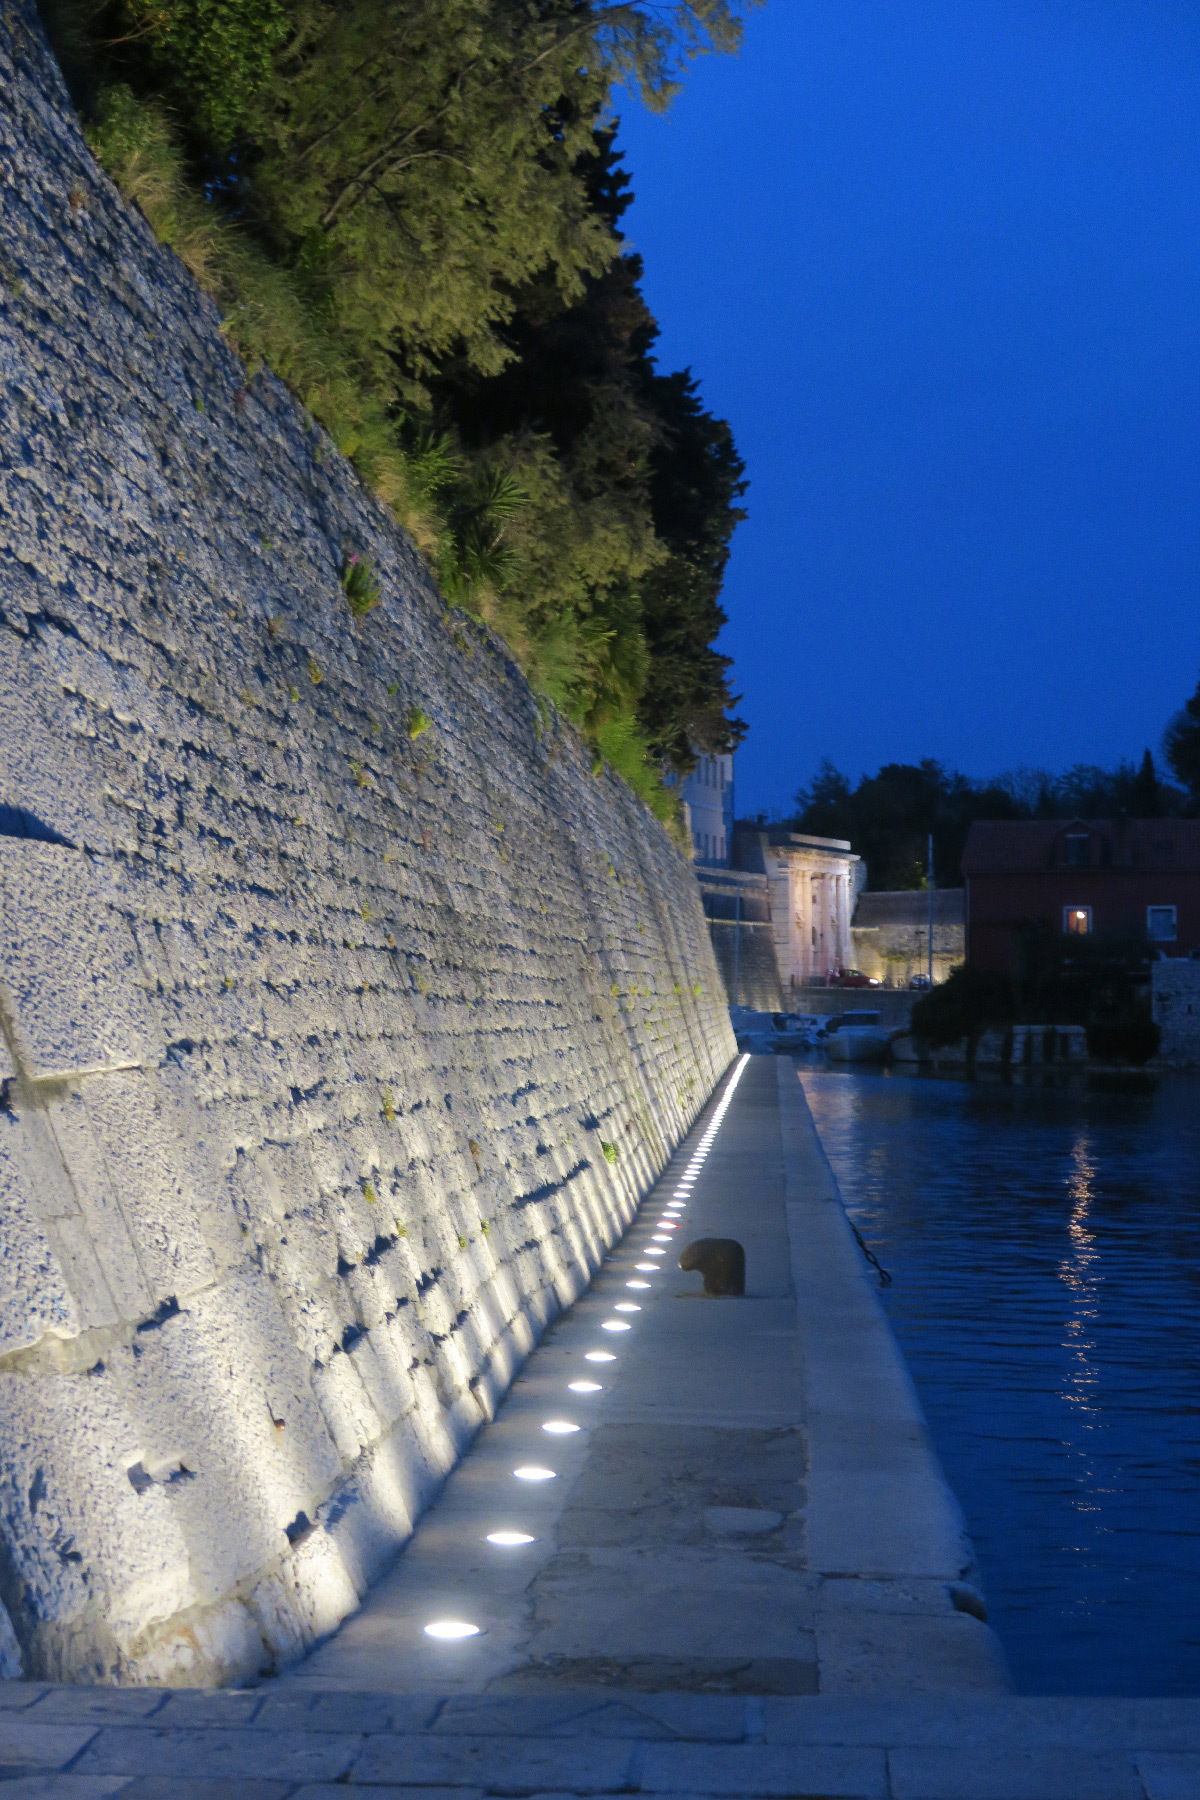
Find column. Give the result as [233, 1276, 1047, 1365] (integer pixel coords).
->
[837, 872, 851, 972]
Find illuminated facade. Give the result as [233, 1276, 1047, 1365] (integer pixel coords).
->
[682, 752, 733, 866]
[733, 826, 863, 987]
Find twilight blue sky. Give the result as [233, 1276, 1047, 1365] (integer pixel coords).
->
[616, 0, 1200, 818]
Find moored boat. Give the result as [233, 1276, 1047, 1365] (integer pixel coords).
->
[826, 1009, 891, 1062]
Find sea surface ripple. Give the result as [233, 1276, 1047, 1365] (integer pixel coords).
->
[802, 1065, 1200, 1696]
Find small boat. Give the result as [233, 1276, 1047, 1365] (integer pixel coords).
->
[826, 1010, 891, 1062]
[734, 1010, 824, 1053]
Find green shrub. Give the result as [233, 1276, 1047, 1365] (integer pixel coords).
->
[910, 963, 1011, 1049]
[341, 552, 381, 618]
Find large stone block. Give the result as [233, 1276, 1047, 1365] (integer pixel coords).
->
[0, 623, 114, 859]
[0, 845, 153, 1080]
[0, 1370, 197, 1674]
[0, 1114, 86, 1356]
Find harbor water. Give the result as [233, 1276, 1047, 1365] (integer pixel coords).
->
[801, 1065, 1200, 1696]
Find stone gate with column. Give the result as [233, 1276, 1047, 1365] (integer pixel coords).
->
[732, 827, 863, 991]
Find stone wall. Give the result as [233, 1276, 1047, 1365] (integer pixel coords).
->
[1152, 960, 1200, 1065]
[0, 6, 735, 1688]
[708, 920, 783, 1012]
[692, 868, 782, 1012]
[850, 890, 965, 988]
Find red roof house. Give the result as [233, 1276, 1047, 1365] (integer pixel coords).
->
[961, 818, 1200, 975]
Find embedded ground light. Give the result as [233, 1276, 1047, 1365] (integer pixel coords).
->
[635, 1262, 657, 1271]
[424, 1620, 480, 1639]
[626, 1280, 650, 1290]
[513, 1466, 556, 1481]
[585, 1350, 616, 1362]
[486, 1531, 534, 1546]
[614, 1302, 640, 1313]
[601, 1319, 631, 1332]
[541, 1420, 579, 1435]
[651, 1234, 671, 1243]
[568, 1380, 602, 1392]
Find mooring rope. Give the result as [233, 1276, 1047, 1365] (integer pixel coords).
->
[850, 1220, 892, 1287]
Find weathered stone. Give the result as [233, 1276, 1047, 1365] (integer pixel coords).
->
[0, 2, 733, 1685]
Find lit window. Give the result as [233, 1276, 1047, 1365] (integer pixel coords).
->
[1063, 906, 1092, 936]
[1147, 905, 1177, 942]
[1063, 834, 1090, 869]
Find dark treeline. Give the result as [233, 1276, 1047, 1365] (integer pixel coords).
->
[794, 666, 1200, 890]
[40, 0, 753, 814]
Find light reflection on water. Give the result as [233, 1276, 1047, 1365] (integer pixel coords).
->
[801, 1066, 1200, 1696]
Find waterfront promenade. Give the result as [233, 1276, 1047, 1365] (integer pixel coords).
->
[4, 1059, 1200, 1797]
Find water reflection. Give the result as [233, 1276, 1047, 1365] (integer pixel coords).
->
[801, 1067, 1200, 1696]
[1059, 1135, 1102, 1548]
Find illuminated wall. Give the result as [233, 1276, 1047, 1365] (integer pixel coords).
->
[0, 6, 734, 1686]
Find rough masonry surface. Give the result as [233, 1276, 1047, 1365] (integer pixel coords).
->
[0, 4, 735, 1689]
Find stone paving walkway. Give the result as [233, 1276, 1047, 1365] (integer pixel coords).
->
[6, 1057, 1200, 1797]
[2, 1680, 1199, 1798]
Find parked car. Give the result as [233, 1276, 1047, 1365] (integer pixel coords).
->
[833, 969, 880, 989]
[909, 973, 932, 990]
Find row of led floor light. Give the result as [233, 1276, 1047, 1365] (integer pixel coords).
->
[426, 1054, 751, 1639]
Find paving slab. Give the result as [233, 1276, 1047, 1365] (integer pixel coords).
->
[114, 1784, 293, 1800]
[71, 1728, 358, 1785]
[433, 1693, 749, 1740]
[0, 1783, 131, 1800]
[640, 1741, 888, 1798]
[761, 1695, 1200, 1749]
[347, 1731, 636, 1790]
[0, 1718, 99, 1770]
[888, 1744, 1146, 1800]
[294, 1790, 485, 1800]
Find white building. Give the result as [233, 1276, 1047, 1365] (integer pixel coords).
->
[681, 751, 733, 866]
[733, 826, 863, 988]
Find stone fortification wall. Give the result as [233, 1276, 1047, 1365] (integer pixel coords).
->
[0, 7, 735, 1688]
[708, 922, 783, 1012]
[1152, 960, 1200, 1064]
